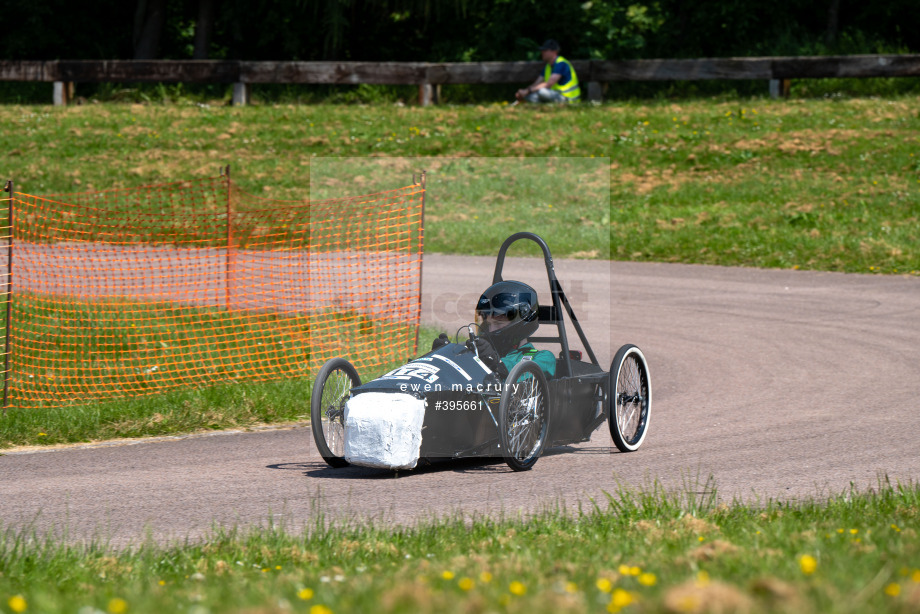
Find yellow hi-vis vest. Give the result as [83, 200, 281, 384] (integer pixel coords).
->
[544, 56, 580, 100]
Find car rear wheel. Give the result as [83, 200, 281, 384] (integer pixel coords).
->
[499, 360, 551, 471]
[608, 344, 651, 452]
[311, 358, 361, 468]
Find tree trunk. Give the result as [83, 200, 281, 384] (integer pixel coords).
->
[193, 0, 218, 60]
[133, 0, 167, 60]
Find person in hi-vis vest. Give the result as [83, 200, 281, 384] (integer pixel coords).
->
[515, 39, 580, 104]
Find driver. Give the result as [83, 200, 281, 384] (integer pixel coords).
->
[432, 281, 556, 379]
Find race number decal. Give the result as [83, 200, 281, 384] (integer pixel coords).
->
[380, 362, 441, 383]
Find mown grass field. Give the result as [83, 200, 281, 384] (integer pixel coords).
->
[2, 479, 919, 613]
[2, 94, 919, 613]
[2, 96, 918, 272]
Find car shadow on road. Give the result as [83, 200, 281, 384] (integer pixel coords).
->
[544, 445, 619, 456]
[267, 445, 612, 479]
[267, 456, 509, 479]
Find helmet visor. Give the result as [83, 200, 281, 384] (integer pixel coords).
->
[475, 291, 532, 333]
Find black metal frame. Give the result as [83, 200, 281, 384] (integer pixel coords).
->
[491, 231, 599, 378]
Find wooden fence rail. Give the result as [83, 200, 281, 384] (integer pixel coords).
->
[1, 55, 918, 105]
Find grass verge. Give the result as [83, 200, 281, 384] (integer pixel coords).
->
[0, 326, 442, 450]
[2, 478, 919, 613]
[3, 97, 920, 272]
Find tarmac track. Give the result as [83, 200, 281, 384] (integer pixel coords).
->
[2, 254, 919, 546]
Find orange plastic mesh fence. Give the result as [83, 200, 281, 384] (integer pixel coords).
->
[0, 189, 11, 409]
[4, 174, 424, 409]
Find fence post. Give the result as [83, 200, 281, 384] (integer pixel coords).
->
[2, 181, 14, 412]
[414, 170, 426, 356]
[53, 81, 74, 106]
[232, 83, 250, 106]
[769, 79, 780, 98]
[418, 83, 433, 106]
[769, 78, 791, 99]
[223, 165, 234, 310]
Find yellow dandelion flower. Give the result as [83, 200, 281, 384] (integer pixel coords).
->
[629, 566, 641, 576]
[597, 578, 613, 593]
[509, 581, 526, 596]
[837, 528, 845, 534]
[612, 588, 634, 607]
[799, 554, 817, 575]
[458, 577, 474, 591]
[911, 570, 920, 583]
[298, 588, 314, 600]
[638, 573, 657, 586]
[850, 529, 858, 535]
[158, 580, 165, 586]
[8, 595, 27, 614]
[309, 605, 333, 614]
[441, 571, 455, 580]
[698, 536, 705, 542]
[565, 581, 578, 593]
[696, 570, 710, 587]
[618, 564, 631, 576]
[108, 598, 128, 614]
[885, 583, 901, 597]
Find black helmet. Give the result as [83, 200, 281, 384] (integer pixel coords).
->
[475, 281, 539, 356]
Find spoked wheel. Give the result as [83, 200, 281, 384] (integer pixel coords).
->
[499, 360, 551, 471]
[311, 358, 361, 468]
[608, 344, 651, 452]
